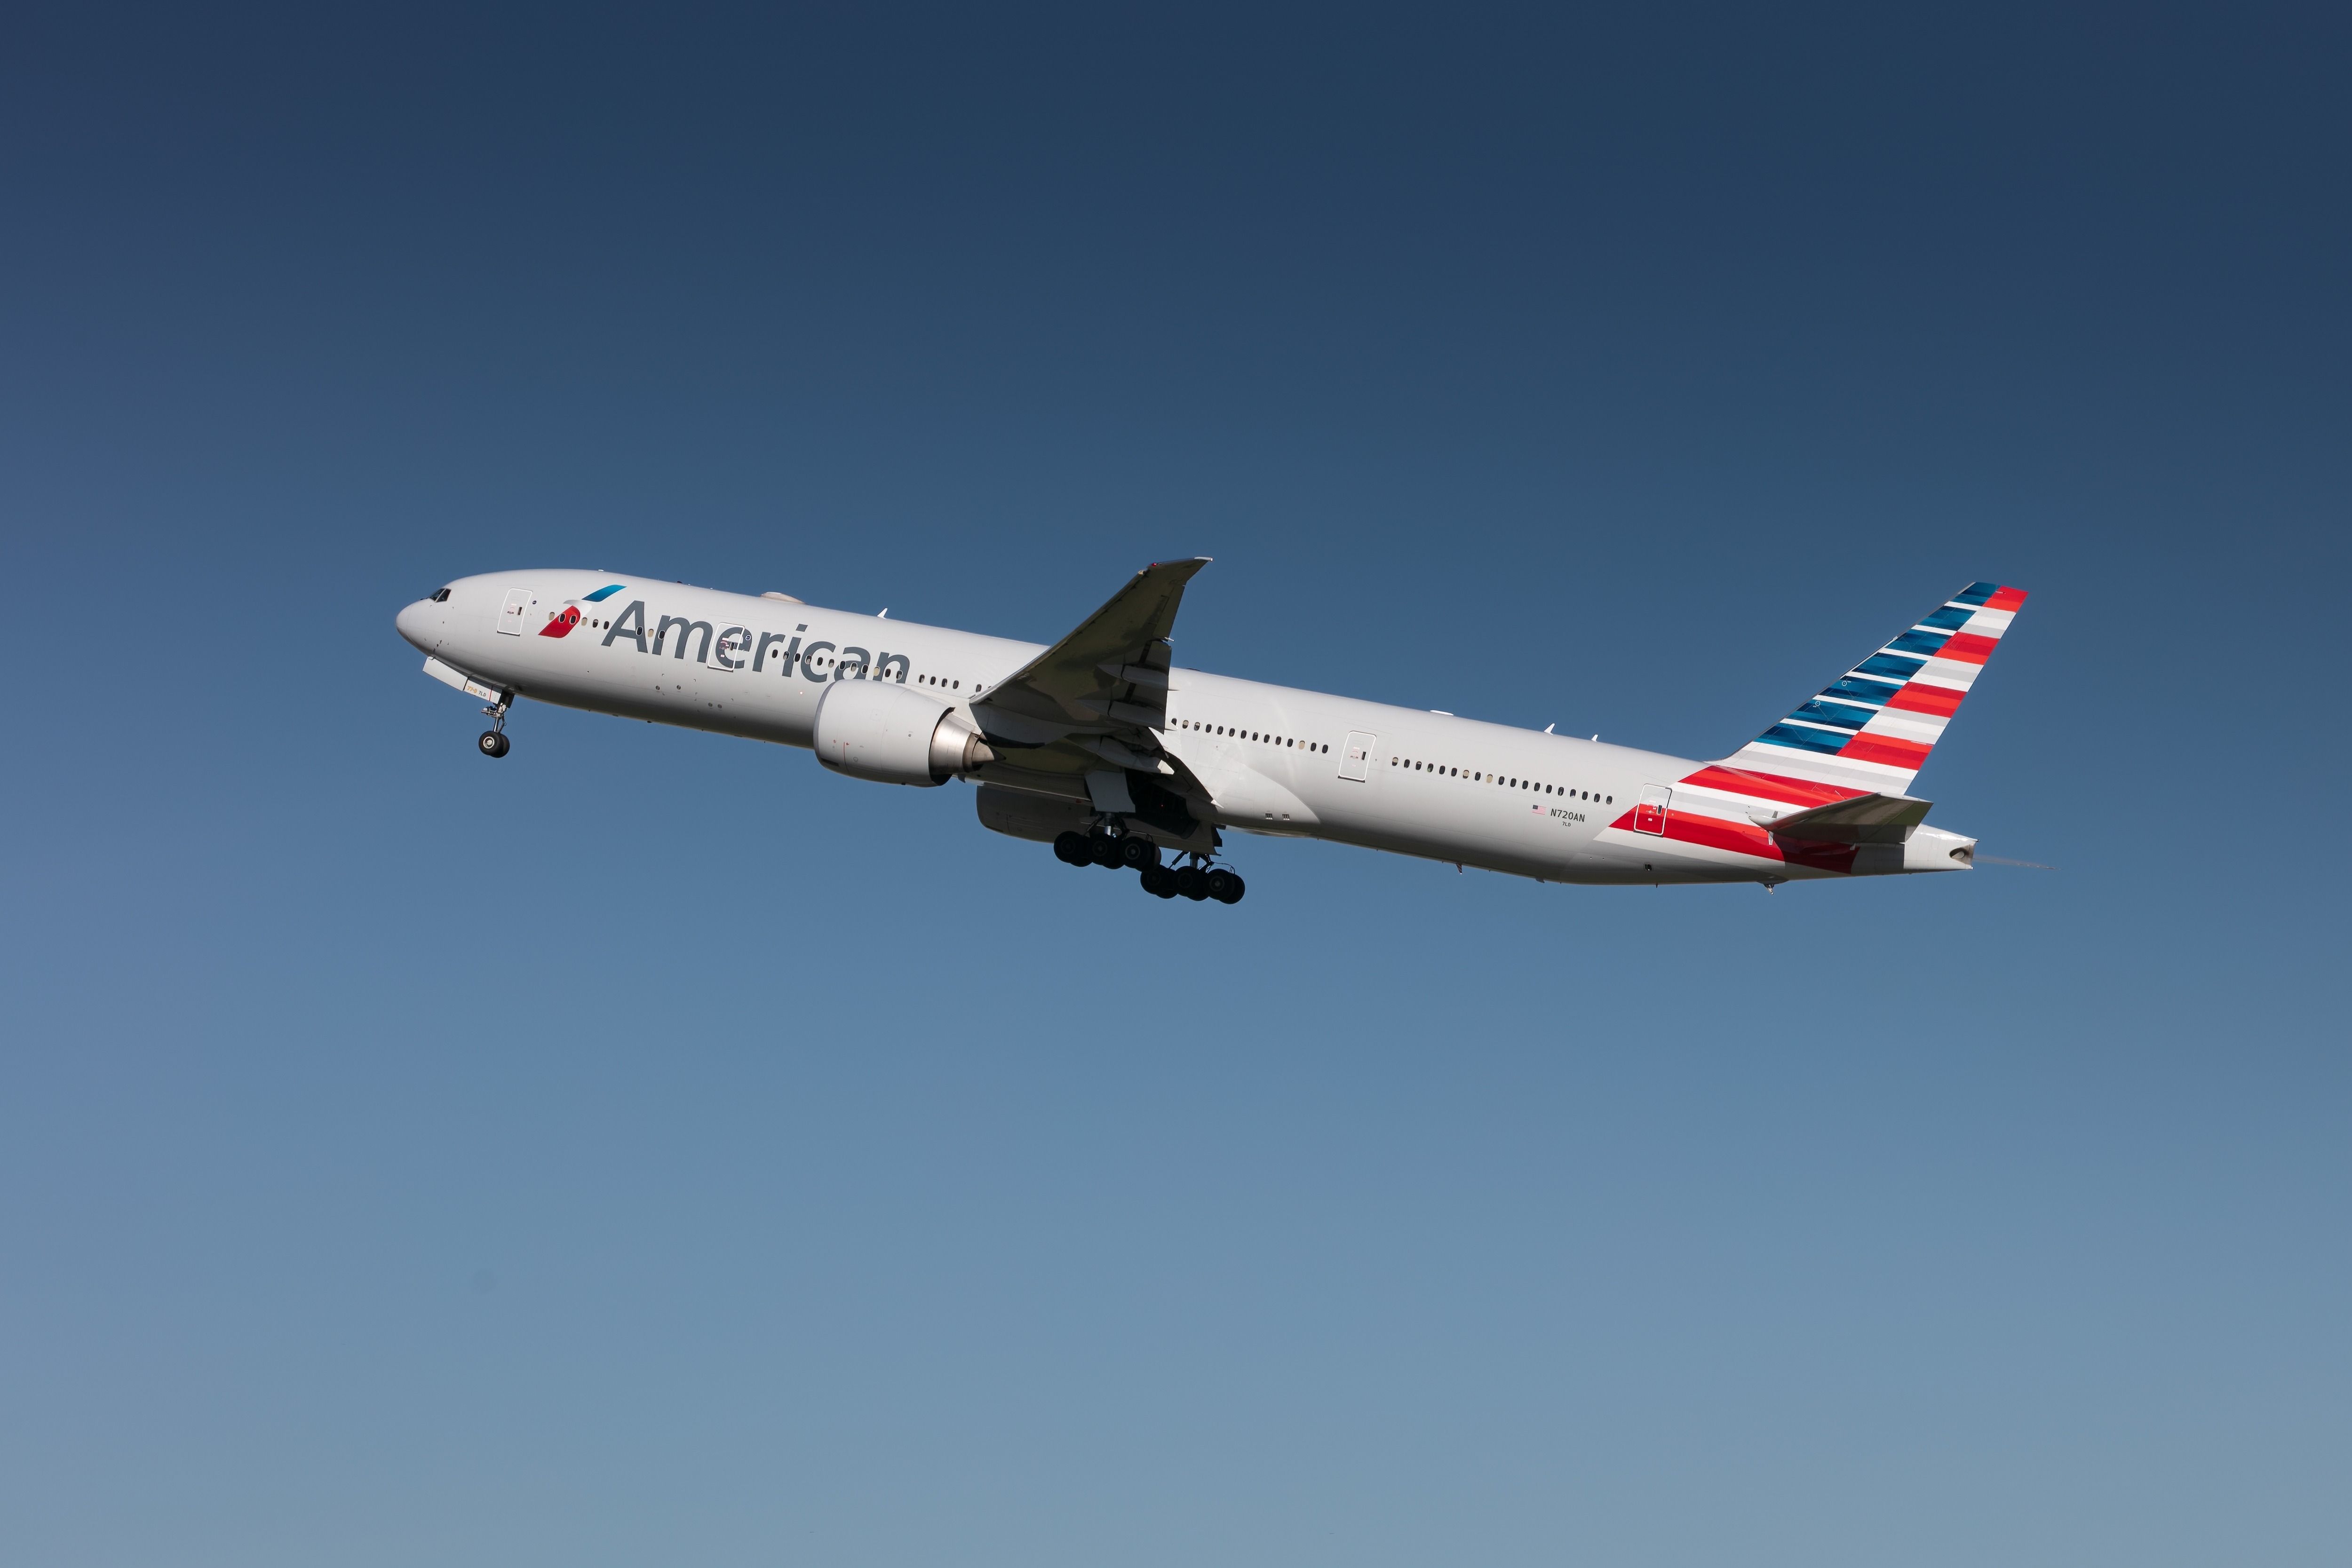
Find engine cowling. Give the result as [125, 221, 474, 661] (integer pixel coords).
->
[812, 678, 994, 786]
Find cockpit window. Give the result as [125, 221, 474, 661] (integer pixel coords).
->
[430, 587, 452, 602]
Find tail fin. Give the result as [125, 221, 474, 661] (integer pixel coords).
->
[1714, 581, 2028, 796]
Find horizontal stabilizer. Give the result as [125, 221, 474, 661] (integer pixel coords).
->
[1748, 792, 1932, 845]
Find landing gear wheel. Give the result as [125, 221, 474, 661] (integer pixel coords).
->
[1053, 831, 1092, 866]
[478, 730, 510, 758]
[1205, 868, 1244, 904]
[1173, 865, 1208, 901]
[1139, 864, 1178, 898]
[1119, 836, 1160, 871]
[1088, 832, 1123, 869]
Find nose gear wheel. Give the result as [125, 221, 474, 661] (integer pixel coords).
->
[476, 692, 514, 758]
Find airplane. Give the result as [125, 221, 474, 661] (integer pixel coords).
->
[393, 562, 2026, 903]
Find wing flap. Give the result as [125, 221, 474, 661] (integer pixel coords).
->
[972, 558, 1206, 749]
[968, 559, 1211, 811]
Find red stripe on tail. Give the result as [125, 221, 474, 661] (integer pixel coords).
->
[1937, 631, 1999, 664]
[1885, 682, 1964, 716]
[1839, 733, 1933, 768]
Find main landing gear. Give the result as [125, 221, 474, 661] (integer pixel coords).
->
[477, 695, 512, 758]
[1053, 830, 1245, 904]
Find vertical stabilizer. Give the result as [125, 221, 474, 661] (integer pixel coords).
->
[1711, 581, 2028, 797]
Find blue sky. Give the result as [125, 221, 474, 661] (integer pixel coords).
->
[3, 7, 2346, 1565]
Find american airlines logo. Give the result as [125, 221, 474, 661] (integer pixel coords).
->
[538, 583, 628, 639]
[594, 599, 907, 681]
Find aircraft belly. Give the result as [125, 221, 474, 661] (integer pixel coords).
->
[1195, 759, 1320, 833]
[477, 632, 825, 746]
[1302, 770, 1798, 886]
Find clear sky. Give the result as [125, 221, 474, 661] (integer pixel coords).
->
[3, 6, 2346, 1565]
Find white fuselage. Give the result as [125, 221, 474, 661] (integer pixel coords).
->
[396, 570, 1972, 887]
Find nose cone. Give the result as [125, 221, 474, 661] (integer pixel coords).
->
[396, 599, 436, 653]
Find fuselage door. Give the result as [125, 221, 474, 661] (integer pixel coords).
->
[1339, 730, 1377, 783]
[1633, 783, 1672, 834]
[496, 588, 532, 636]
[711, 624, 752, 673]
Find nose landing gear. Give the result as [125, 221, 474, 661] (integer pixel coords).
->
[477, 695, 513, 758]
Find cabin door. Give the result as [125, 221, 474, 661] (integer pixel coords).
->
[496, 587, 532, 635]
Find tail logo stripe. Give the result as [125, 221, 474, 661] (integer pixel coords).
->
[1706, 580, 2029, 797]
[1885, 629, 1953, 657]
[1886, 683, 1964, 716]
[1792, 699, 1878, 729]
[1759, 723, 1850, 755]
[1937, 632, 2001, 664]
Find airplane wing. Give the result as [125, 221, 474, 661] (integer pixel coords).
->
[970, 558, 1209, 793]
[1748, 792, 1933, 844]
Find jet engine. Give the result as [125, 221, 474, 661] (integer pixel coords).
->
[812, 678, 995, 786]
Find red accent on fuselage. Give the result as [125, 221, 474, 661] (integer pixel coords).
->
[1676, 766, 1867, 807]
[539, 606, 582, 638]
[1651, 806, 1861, 874]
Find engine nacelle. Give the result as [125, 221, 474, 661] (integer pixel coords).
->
[812, 678, 994, 786]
